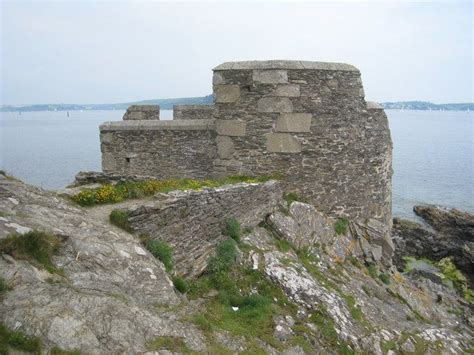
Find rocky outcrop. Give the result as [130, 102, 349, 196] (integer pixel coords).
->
[392, 205, 474, 286]
[1, 176, 472, 354]
[266, 201, 394, 266]
[0, 173, 205, 353]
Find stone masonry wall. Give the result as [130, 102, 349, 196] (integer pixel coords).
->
[212, 61, 392, 225]
[100, 120, 216, 179]
[124, 180, 282, 277]
[173, 104, 215, 120]
[99, 60, 392, 226]
[123, 105, 160, 120]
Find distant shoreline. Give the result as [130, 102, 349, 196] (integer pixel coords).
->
[1, 97, 472, 112]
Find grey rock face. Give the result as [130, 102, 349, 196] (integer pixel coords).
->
[392, 207, 474, 287]
[0, 175, 206, 353]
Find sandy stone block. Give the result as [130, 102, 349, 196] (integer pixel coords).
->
[257, 97, 293, 113]
[253, 70, 288, 84]
[274, 84, 300, 97]
[275, 113, 312, 133]
[216, 136, 235, 159]
[216, 120, 246, 136]
[215, 85, 240, 103]
[266, 133, 302, 153]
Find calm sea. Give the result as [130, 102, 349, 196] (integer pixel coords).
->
[1, 109, 472, 219]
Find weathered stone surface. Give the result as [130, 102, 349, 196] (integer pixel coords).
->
[266, 133, 301, 153]
[214, 60, 358, 71]
[351, 219, 394, 266]
[216, 135, 235, 159]
[392, 209, 474, 287]
[125, 180, 283, 276]
[253, 70, 288, 84]
[214, 85, 240, 103]
[216, 120, 246, 136]
[275, 113, 312, 133]
[274, 84, 300, 97]
[257, 97, 293, 113]
[173, 104, 215, 120]
[123, 105, 160, 120]
[0, 173, 206, 354]
[212, 72, 225, 86]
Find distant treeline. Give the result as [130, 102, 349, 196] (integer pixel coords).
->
[0, 95, 214, 112]
[381, 101, 473, 111]
[1, 97, 473, 112]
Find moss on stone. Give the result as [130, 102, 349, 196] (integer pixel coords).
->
[334, 218, 349, 235]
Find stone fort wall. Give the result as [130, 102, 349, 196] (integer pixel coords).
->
[100, 60, 392, 224]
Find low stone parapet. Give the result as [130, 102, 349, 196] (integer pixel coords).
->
[124, 180, 282, 277]
[173, 104, 215, 120]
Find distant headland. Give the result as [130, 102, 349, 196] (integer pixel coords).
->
[1, 97, 472, 112]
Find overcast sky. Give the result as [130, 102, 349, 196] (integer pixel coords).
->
[1, 0, 472, 105]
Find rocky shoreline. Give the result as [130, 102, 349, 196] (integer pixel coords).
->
[0, 171, 472, 354]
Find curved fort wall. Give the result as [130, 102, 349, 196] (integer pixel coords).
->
[100, 60, 392, 225]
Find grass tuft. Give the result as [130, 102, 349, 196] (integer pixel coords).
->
[0, 230, 62, 274]
[206, 239, 238, 274]
[109, 209, 133, 233]
[334, 218, 349, 235]
[0, 323, 42, 354]
[147, 336, 191, 352]
[172, 276, 189, 294]
[146, 240, 173, 272]
[223, 218, 241, 242]
[378, 272, 391, 285]
[283, 192, 307, 206]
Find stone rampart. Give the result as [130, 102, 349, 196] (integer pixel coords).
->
[99, 60, 392, 226]
[100, 120, 216, 179]
[173, 104, 215, 120]
[124, 180, 282, 276]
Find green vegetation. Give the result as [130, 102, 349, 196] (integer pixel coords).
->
[71, 175, 273, 206]
[223, 218, 241, 242]
[378, 272, 391, 285]
[380, 339, 397, 353]
[147, 336, 192, 353]
[0, 278, 8, 294]
[206, 239, 238, 274]
[0, 230, 62, 274]
[403, 256, 473, 302]
[334, 218, 349, 235]
[109, 209, 133, 233]
[145, 239, 174, 272]
[437, 257, 473, 302]
[172, 276, 189, 294]
[0, 323, 42, 354]
[309, 307, 355, 354]
[367, 264, 379, 280]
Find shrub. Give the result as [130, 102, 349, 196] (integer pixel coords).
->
[0, 323, 42, 354]
[0, 230, 62, 273]
[367, 264, 379, 280]
[172, 276, 188, 293]
[207, 239, 238, 274]
[109, 209, 133, 233]
[146, 240, 173, 272]
[334, 218, 349, 235]
[379, 273, 391, 285]
[71, 176, 273, 207]
[223, 218, 241, 242]
[0, 277, 7, 294]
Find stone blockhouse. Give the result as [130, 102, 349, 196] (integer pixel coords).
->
[100, 60, 392, 224]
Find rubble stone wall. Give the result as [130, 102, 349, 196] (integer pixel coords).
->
[125, 180, 282, 276]
[173, 104, 215, 120]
